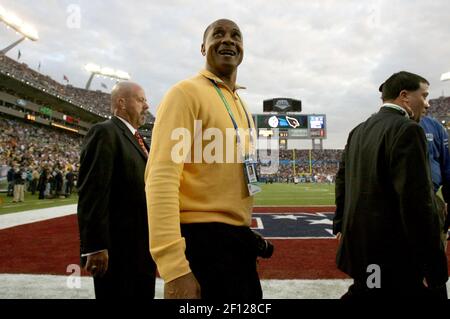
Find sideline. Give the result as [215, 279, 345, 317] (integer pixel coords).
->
[0, 204, 77, 230]
[0, 274, 354, 299]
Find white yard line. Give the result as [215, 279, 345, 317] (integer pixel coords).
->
[1, 206, 447, 299]
[2, 275, 447, 299]
[0, 204, 335, 229]
[0, 204, 77, 230]
[0, 274, 354, 299]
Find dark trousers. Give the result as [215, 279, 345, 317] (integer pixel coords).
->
[30, 179, 37, 195]
[38, 188, 45, 199]
[181, 222, 262, 300]
[7, 182, 14, 196]
[66, 183, 73, 196]
[93, 270, 155, 299]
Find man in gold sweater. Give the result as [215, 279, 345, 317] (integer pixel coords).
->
[145, 19, 263, 299]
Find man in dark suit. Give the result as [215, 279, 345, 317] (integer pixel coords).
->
[77, 82, 156, 299]
[333, 71, 448, 299]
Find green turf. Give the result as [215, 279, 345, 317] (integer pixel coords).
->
[254, 183, 335, 206]
[0, 183, 336, 215]
[0, 192, 78, 215]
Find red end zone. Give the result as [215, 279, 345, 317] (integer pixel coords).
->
[253, 206, 348, 278]
[0, 206, 448, 280]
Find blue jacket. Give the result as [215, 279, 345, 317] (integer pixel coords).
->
[419, 116, 450, 201]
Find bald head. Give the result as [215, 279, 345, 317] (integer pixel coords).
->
[111, 81, 143, 114]
[111, 81, 149, 129]
[202, 19, 240, 43]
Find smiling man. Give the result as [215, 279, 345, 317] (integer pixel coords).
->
[145, 19, 264, 299]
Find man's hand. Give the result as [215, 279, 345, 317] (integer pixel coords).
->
[85, 250, 109, 277]
[164, 272, 201, 299]
[336, 232, 342, 241]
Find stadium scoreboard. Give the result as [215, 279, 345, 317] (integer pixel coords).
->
[254, 114, 326, 139]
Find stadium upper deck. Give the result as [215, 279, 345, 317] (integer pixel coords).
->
[0, 54, 155, 136]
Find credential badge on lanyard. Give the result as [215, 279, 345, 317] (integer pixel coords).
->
[211, 80, 261, 196]
[244, 156, 261, 196]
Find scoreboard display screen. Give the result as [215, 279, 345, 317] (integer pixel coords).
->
[257, 115, 308, 129]
[255, 114, 326, 139]
[309, 115, 325, 129]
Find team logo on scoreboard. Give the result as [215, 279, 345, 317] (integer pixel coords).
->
[267, 115, 301, 129]
[285, 116, 300, 128]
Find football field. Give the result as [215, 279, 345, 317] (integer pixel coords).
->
[0, 183, 335, 215]
[1, 183, 449, 299]
[254, 183, 335, 206]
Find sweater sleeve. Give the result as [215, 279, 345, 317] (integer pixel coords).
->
[145, 85, 196, 283]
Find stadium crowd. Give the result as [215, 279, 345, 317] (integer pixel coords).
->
[258, 149, 342, 183]
[0, 54, 156, 124]
[0, 52, 447, 192]
[0, 117, 81, 201]
[65, 86, 111, 116]
[0, 54, 111, 117]
[0, 114, 345, 203]
[429, 96, 450, 124]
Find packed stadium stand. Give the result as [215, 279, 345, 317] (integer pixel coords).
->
[258, 149, 342, 183]
[0, 54, 155, 124]
[2, 52, 449, 198]
[0, 54, 112, 118]
[429, 96, 450, 130]
[0, 52, 155, 196]
[0, 116, 82, 199]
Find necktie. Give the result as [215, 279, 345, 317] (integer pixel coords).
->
[134, 131, 149, 158]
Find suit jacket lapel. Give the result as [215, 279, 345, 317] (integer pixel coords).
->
[111, 117, 148, 160]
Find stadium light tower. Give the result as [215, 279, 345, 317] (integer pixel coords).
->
[0, 5, 39, 55]
[441, 71, 450, 82]
[84, 63, 131, 90]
